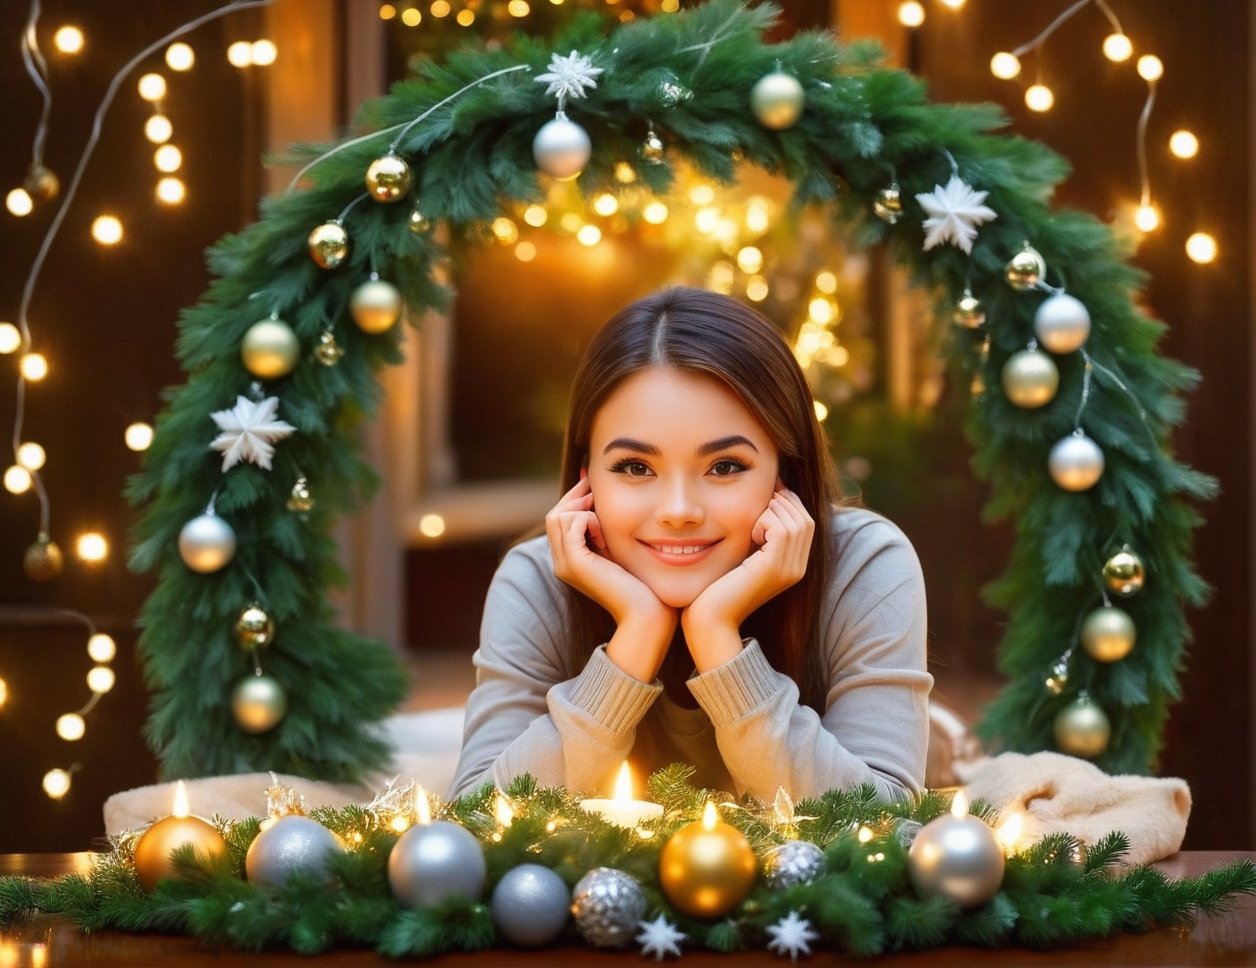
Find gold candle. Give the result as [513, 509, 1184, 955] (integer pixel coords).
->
[133, 781, 227, 891]
[659, 801, 756, 918]
[907, 790, 1005, 909]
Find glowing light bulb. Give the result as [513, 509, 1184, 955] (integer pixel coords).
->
[145, 114, 173, 143]
[1185, 232, 1217, 264]
[813, 400, 829, 422]
[1134, 204, 1160, 232]
[897, 1, 925, 27]
[419, 513, 446, 538]
[87, 666, 116, 694]
[661, 0, 678, 9]
[54, 26, 85, 54]
[1137, 55, 1164, 82]
[251, 40, 277, 66]
[17, 442, 46, 470]
[990, 51, 1021, 79]
[1102, 33, 1132, 62]
[154, 144, 183, 173]
[401, 7, 422, 25]
[4, 465, 32, 494]
[491, 217, 518, 244]
[226, 41, 252, 67]
[523, 205, 547, 227]
[431, 0, 452, 16]
[88, 633, 118, 663]
[577, 224, 602, 246]
[592, 193, 618, 216]
[166, 42, 195, 71]
[939, 0, 965, 8]
[0, 322, 20, 353]
[736, 246, 764, 274]
[643, 201, 669, 224]
[76, 532, 108, 563]
[515, 241, 536, 262]
[1169, 130, 1199, 159]
[137, 73, 167, 102]
[0, 677, 7, 706]
[124, 421, 155, 451]
[456, 8, 475, 25]
[809, 297, 836, 325]
[379, 3, 397, 19]
[91, 214, 124, 246]
[156, 177, 186, 205]
[815, 270, 838, 294]
[20, 353, 48, 381]
[689, 184, 715, 205]
[508, 0, 530, 16]
[43, 769, 72, 800]
[56, 714, 86, 742]
[7, 187, 34, 216]
[559, 212, 582, 233]
[1025, 84, 1055, 112]
[745, 275, 769, 302]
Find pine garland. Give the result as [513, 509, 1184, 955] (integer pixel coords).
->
[1, 773, 1252, 957]
[127, 0, 1209, 779]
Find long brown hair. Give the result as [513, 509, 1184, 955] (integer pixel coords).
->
[557, 287, 843, 710]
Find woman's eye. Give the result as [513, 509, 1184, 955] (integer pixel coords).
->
[710, 459, 748, 477]
[610, 458, 652, 477]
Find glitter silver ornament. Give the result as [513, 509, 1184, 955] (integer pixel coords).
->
[490, 863, 571, 947]
[762, 840, 826, 889]
[532, 116, 592, 180]
[1033, 291, 1091, 354]
[232, 673, 287, 733]
[388, 820, 486, 909]
[245, 815, 342, 889]
[178, 513, 236, 573]
[1001, 346, 1059, 408]
[1048, 432, 1105, 491]
[570, 867, 646, 949]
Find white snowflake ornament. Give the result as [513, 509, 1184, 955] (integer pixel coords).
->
[915, 174, 997, 254]
[636, 914, 686, 960]
[209, 395, 296, 471]
[765, 911, 819, 962]
[535, 50, 603, 111]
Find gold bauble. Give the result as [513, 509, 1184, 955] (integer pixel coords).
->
[1053, 696, 1110, 758]
[1044, 658, 1070, 695]
[1001, 347, 1059, 408]
[1005, 244, 1046, 291]
[307, 220, 350, 269]
[350, 278, 402, 334]
[133, 814, 227, 891]
[23, 532, 63, 582]
[658, 806, 757, 918]
[232, 673, 287, 734]
[241, 317, 301, 380]
[1048, 432, 1104, 491]
[749, 71, 805, 130]
[365, 153, 412, 203]
[873, 184, 902, 224]
[287, 476, 315, 513]
[1103, 547, 1146, 597]
[1080, 605, 1136, 663]
[953, 290, 986, 328]
[313, 330, 344, 366]
[24, 164, 60, 203]
[409, 207, 432, 233]
[641, 131, 665, 164]
[235, 604, 274, 650]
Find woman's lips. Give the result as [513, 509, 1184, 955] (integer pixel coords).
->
[640, 539, 721, 564]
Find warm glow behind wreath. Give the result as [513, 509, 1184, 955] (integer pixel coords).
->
[126, 0, 1211, 782]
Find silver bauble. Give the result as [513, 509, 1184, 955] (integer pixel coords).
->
[750, 71, 805, 130]
[232, 673, 287, 733]
[1103, 547, 1146, 597]
[178, 513, 237, 573]
[1033, 292, 1091, 354]
[350, 278, 402, 334]
[1001, 347, 1059, 408]
[241, 317, 300, 379]
[952, 289, 986, 329]
[570, 867, 646, 949]
[388, 820, 486, 909]
[532, 116, 591, 180]
[762, 839, 826, 889]
[1080, 605, 1136, 663]
[1048, 433, 1105, 491]
[490, 863, 571, 947]
[908, 813, 1005, 909]
[1005, 244, 1046, 291]
[245, 815, 342, 889]
[1054, 695, 1110, 758]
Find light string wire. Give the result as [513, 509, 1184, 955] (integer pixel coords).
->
[21, 0, 53, 168]
[10, 0, 274, 542]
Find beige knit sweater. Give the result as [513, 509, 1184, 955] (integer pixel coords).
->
[450, 507, 933, 804]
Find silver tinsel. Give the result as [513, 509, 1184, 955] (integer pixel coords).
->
[762, 840, 826, 889]
[571, 867, 646, 949]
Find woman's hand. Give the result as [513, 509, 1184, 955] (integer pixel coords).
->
[546, 478, 676, 680]
[681, 483, 814, 670]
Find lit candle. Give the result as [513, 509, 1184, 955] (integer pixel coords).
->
[907, 790, 1005, 909]
[658, 801, 757, 918]
[995, 807, 1026, 856]
[580, 762, 664, 830]
[132, 781, 227, 891]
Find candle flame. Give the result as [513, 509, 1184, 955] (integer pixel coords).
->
[494, 792, 515, 827]
[701, 801, 718, 830]
[172, 780, 190, 819]
[950, 789, 970, 819]
[996, 809, 1025, 854]
[414, 785, 431, 825]
[612, 762, 635, 801]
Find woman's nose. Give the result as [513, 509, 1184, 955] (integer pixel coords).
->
[656, 477, 704, 528]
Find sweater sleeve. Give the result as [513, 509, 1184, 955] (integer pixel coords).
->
[448, 538, 663, 800]
[686, 513, 932, 803]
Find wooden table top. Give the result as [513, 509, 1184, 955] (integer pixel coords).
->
[1, 851, 1253, 966]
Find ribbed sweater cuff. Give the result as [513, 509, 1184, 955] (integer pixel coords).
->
[563, 645, 662, 733]
[687, 639, 782, 725]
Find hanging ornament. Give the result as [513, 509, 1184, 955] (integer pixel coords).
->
[1103, 547, 1146, 597]
[489, 864, 571, 948]
[388, 819, 486, 908]
[952, 288, 986, 328]
[350, 277, 402, 334]
[313, 330, 344, 366]
[287, 476, 315, 513]
[1033, 291, 1091, 354]
[22, 532, 63, 582]
[1048, 431, 1105, 491]
[178, 513, 236, 573]
[658, 802, 757, 918]
[750, 70, 805, 130]
[533, 115, 592, 180]
[636, 914, 686, 961]
[1001, 346, 1059, 408]
[1080, 605, 1136, 662]
[763, 839, 826, 889]
[894, 818, 923, 849]
[915, 174, 997, 254]
[235, 604, 274, 650]
[640, 128, 665, 164]
[364, 153, 412, 203]
[209, 395, 296, 471]
[1005, 244, 1046, 290]
[1044, 656, 1070, 695]
[570, 868, 646, 949]
[408, 205, 431, 234]
[652, 70, 692, 108]
[24, 163, 60, 203]
[1053, 694, 1110, 758]
[873, 183, 902, 224]
[232, 672, 287, 733]
[241, 317, 301, 380]
[307, 220, 350, 269]
[245, 815, 342, 889]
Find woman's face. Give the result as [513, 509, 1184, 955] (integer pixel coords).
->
[586, 366, 781, 608]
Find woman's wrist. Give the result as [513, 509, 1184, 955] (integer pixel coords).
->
[605, 611, 676, 683]
[681, 607, 745, 673]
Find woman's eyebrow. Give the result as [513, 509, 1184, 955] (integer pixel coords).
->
[602, 437, 659, 455]
[698, 435, 759, 455]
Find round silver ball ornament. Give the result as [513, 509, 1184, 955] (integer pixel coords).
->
[178, 513, 237, 573]
[570, 867, 646, 949]
[232, 673, 287, 733]
[1048, 432, 1105, 491]
[908, 812, 1005, 909]
[750, 71, 805, 130]
[490, 863, 571, 947]
[1033, 292, 1091, 354]
[245, 815, 343, 889]
[389, 820, 486, 909]
[532, 116, 592, 180]
[1054, 695, 1111, 758]
[1001, 347, 1059, 408]
[763, 839, 826, 889]
[1080, 605, 1136, 663]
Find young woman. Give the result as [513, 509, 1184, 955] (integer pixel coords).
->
[450, 287, 932, 804]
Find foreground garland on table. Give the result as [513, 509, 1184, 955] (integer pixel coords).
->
[1, 768, 1253, 958]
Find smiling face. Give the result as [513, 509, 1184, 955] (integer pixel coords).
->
[586, 365, 780, 608]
